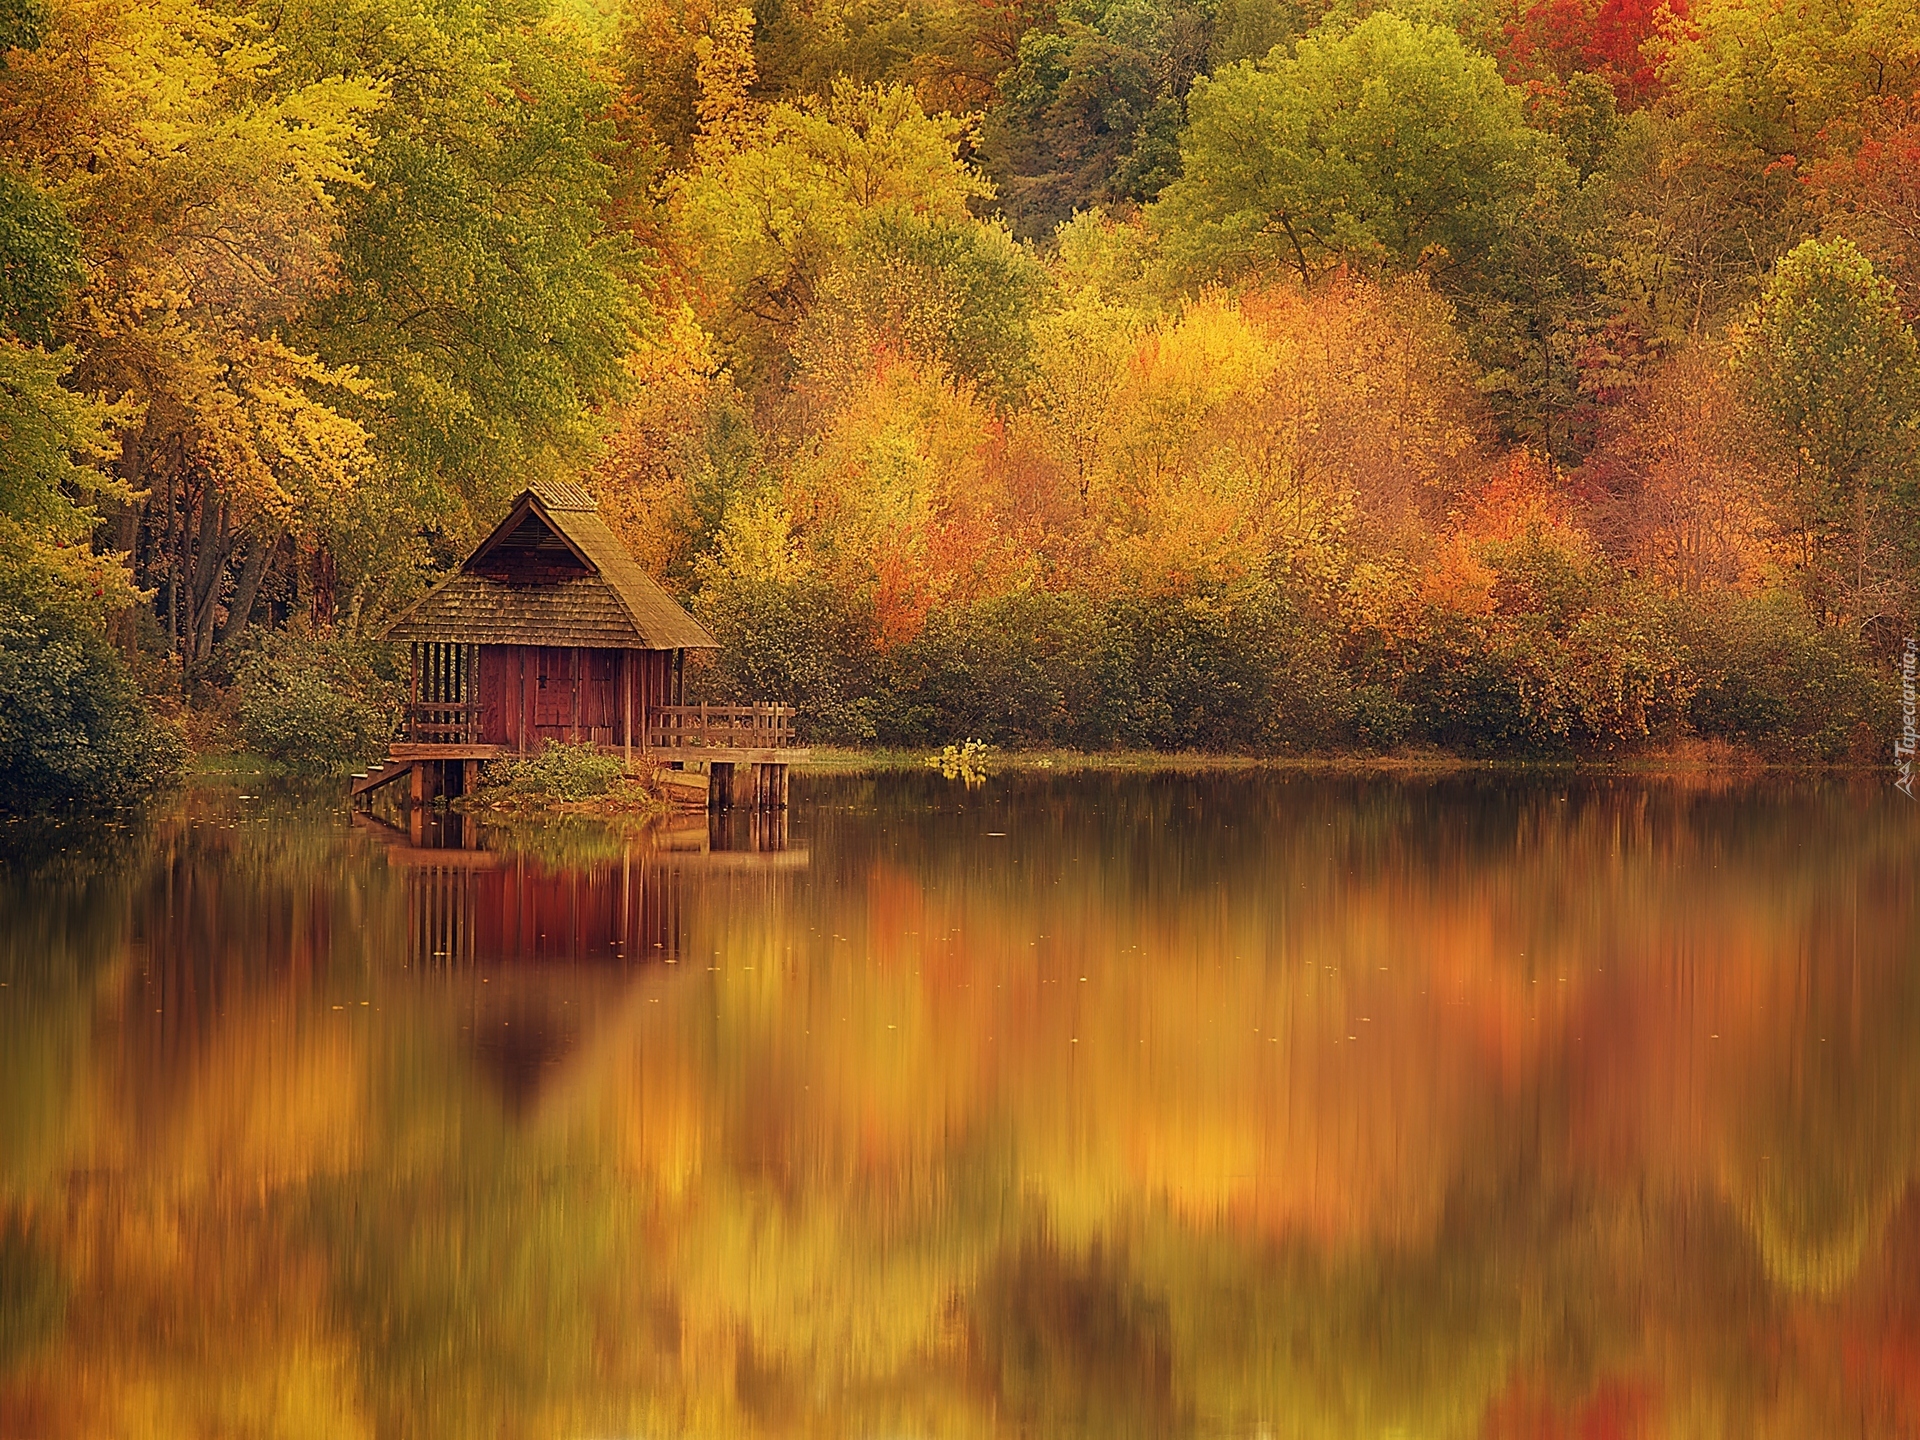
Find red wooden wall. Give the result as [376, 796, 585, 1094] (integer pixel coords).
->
[474, 646, 677, 751]
[407, 857, 682, 966]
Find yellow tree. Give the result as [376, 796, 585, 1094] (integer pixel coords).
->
[0, 0, 381, 666]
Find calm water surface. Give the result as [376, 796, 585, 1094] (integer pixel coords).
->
[3, 772, 1919, 1437]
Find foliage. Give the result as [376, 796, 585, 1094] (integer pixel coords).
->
[0, 171, 79, 345]
[1493, 0, 1678, 106]
[0, 344, 123, 550]
[692, 573, 886, 741]
[1730, 237, 1919, 630]
[1153, 13, 1558, 286]
[231, 627, 400, 774]
[1673, 591, 1892, 759]
[0, 555, 186, 813]
[0, 0, 1915, 765]
[979, 0, 1218, 239]
[669, 79, 990, 384]
[291, 0, 647, 536]
[469, 740, 635, 805]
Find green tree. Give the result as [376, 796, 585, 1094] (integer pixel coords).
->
[0, 171, 78, 345]
[1732, 237, 1920, 632]
[285, 0, 648, 586]
[0, 553, 186, 812]
[1152, 13, 1557, 287]
[979, 0, 1218, 240]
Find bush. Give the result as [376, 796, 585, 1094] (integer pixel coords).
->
[0, 578, 185, 813]
[694, 558, 1894, 761]
[702, 580, 1350, 753]
[693, 575, 884, 743]
[1086, 586, 1348, 752]
[886, 592, 1109, 747]
[1675, 592, 1892, 760]
[232, 628, 400, 774]
[470, 741, 630, 806]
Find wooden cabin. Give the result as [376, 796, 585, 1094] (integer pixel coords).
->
[351, 479, 803, 810]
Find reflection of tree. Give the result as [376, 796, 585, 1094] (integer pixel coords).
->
[0, 820, 145, 1192]
[4, 775, 1920, 1434]
[1720, 955, 1920, 1297]
[969, 1239, 1181, 1438]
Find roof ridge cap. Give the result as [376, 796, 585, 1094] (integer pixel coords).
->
[526, 477, 599, 512]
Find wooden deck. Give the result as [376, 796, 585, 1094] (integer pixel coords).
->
[351, 703, 807, 807]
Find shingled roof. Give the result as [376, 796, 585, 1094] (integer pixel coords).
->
[382, 482, 717, 650]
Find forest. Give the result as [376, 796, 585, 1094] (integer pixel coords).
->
[0, 0, 1917, 802]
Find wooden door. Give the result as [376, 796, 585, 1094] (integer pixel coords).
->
[475, 647, 512, 745]
[582, 651, 618, 742]
[532, 647, 574, 740]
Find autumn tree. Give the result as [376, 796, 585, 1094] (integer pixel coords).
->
[0, 0, 384, 667]
[1732, 237, 1919, 635]
[1153, 13, 1557, 288]
[1804, 99, 1920, 321]
[979, 0, 1217, 240]
[668, 80, 990, 385]
[0, 168, 182, 807]
[1577, 346, 1771, 594]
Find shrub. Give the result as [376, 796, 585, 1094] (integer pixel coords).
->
[232, 628, 400, 774]
[877, 584, 1350, 752]
[1088, 586, 1348, 752]
[887, 592, 1108, 747]
[694, 553, 1895, 761]
[693, 575, 884, 743]
[0, 575, 185, 814]
[1675, 592, 1892, 760]
[470, 741, 630, 806]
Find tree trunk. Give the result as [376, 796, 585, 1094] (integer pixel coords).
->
[1856, 481, 1870, 620]
[216, 526, 279, 650]
[188, 496, 231, 664]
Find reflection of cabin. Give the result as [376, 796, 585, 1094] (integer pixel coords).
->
[400, 850, 685, 969]
[360, 812, 810, 973]
[368, 822, 807, 1113]
[350, 479, 805, 810]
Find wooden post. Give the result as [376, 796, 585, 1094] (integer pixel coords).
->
[516, 648, 527, 754]
[570, 646, 581, 743]
[623, 651, 633, 769]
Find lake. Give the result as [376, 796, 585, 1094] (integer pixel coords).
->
[2, 770, 1918, 1437]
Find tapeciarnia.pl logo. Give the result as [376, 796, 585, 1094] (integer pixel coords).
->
[1898, 637, 1917, 798]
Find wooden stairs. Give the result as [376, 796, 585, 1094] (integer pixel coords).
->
[350, 760, 409, 801]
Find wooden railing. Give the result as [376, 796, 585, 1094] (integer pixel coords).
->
[406, 701, 480, 744]
[646, 703, 798, 751]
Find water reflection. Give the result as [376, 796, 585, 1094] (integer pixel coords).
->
[1, 772, 1918, 1437]
[380, 828, 686, 969]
